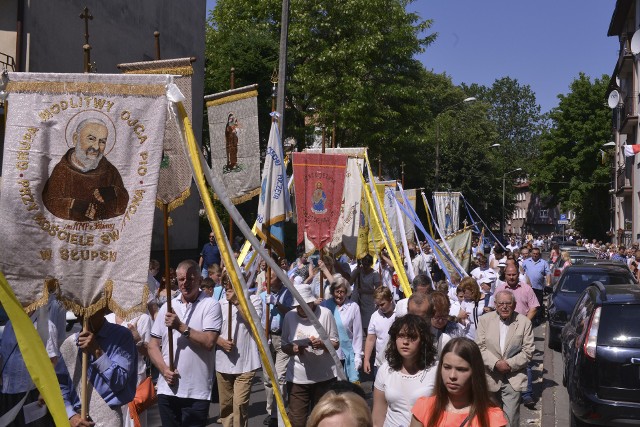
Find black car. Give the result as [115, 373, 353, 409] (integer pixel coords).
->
[561, 282, 640, 426]
[548, 263, 636, 350]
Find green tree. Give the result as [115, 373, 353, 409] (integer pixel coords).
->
[206, 0, 435, 153]
[531, 73, 611, 239]
[463, 77, 546, 169]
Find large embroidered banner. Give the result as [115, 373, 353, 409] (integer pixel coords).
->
[205, 85, 260, 204]
[0, 72, 170, 317]
[437, 228, 472, 276]
[434, 191, 461, 236]
[293, 153, 347, 250]
[118, 58, 194, 212]
[304, 148, 364, 257]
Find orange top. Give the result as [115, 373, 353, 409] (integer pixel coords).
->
[411, 396, 507, 427]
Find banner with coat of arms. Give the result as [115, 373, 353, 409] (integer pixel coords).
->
[0, 72, 170, 317]
[205, 85, 261, 204]
[293, 153, 348, 250]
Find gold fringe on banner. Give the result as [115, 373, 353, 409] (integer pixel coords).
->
[122, 66, 193, 76]
[156, 187, 192, 211]
[25, 279, 149, 321]
[206, 90, 258, 107]
[5, 81, 167, 97]
[215, 186, 261, 205]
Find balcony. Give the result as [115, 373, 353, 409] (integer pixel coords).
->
[0, 52, 15, 72]
[619, 95, 638, 135]
[618, 33, 635, 75]
[616, 165, 632, 196]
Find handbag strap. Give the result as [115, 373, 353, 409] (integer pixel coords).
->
[458, 413, 472, 427]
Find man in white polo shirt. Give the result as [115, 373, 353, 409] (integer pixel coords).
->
[148, 259, 222, 427]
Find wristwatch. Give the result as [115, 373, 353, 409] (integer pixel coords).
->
[182, 326, 191, 338]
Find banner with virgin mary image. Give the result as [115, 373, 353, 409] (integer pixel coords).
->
[205, 85, 261, 204]
[293, 153, 348, 250]
[303, 147, 364, 257]
[0, 72, 170, 317]
[433, 191, 461, 236]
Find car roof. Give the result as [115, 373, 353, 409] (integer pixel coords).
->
[590, 283, 640, 304]
[563, 263, 632, 274]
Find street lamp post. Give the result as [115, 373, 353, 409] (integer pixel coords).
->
[434, 97, 476, 190]
[502, 167, 522, 240]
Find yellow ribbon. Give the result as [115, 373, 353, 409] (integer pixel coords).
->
[176, 102, 291, 427]
[358, 170, 412, 298]
[363, 152, 411, 296]
[0, 272, 68, 426]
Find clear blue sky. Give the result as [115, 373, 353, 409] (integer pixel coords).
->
[206, 0, 619, 113]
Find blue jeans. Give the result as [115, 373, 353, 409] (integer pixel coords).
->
[157, 394, 210, 427]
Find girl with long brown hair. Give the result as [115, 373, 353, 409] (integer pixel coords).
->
[410, 338, 506, 427]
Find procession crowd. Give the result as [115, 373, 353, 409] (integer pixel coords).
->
[1, 231, 585, 427]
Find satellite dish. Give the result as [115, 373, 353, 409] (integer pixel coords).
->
[631, 29, 640, 54]
[608, 90, 621, 109]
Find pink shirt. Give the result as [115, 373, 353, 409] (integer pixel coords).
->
[495, 282, 540, 317]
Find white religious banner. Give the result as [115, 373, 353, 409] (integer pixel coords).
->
[0, 72, 170, 317]
[376, 181, 400, 245]
[118, 58, 195, 212]
[205, 85, 261, 204]
[436, 228, 473, 276]
[305, 148, 364, 257]
[396, 188, 416, 244]
[433, 191, 461, 236]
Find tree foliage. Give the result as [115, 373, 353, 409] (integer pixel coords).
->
[531, 73, 611, 239]
[463, 77, 546, 169]
[206, 0, 435, 153]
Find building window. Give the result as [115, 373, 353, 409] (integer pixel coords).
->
[539, 209, 548, 219]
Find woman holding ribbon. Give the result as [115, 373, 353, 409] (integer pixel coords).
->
[322, 277, 363, 383]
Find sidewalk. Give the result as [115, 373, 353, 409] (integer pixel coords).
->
[540, 323, 570, 427]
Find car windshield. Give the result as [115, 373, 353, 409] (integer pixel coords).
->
[559, 271, 633, 293]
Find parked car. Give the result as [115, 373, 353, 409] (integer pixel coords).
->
[561, 282, 640, 426]
[560, 244, 588, 253]
[548, 263, 636, 350]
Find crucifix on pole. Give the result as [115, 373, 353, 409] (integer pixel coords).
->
[79, 7, 93, 73]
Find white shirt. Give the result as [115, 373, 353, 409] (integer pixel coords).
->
[281, 305, 339, 384]
[322, 300, 363, 360]
[374, 361, 438, 427]
[151, 291, 222, 400]
[367, 308, 397, 367]
[459, 299, 485, 340]
[499, 318, 510, 355]
[394, 298, 408, 317]
[216, 294, 262, 374]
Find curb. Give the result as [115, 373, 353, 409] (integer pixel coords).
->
[541, 322, 556, 427]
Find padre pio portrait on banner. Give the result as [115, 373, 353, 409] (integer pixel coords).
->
[42, 114, 129, 221]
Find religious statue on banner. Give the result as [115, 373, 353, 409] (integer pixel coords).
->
[311, 181, 327, 214]
[444, 202, 453, 235]
[224, 112, 239, 171]
[42, 116, 129, 221]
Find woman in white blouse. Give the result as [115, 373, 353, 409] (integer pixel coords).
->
[372, 314, 438, 427]
[321, 277, 363, 382]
